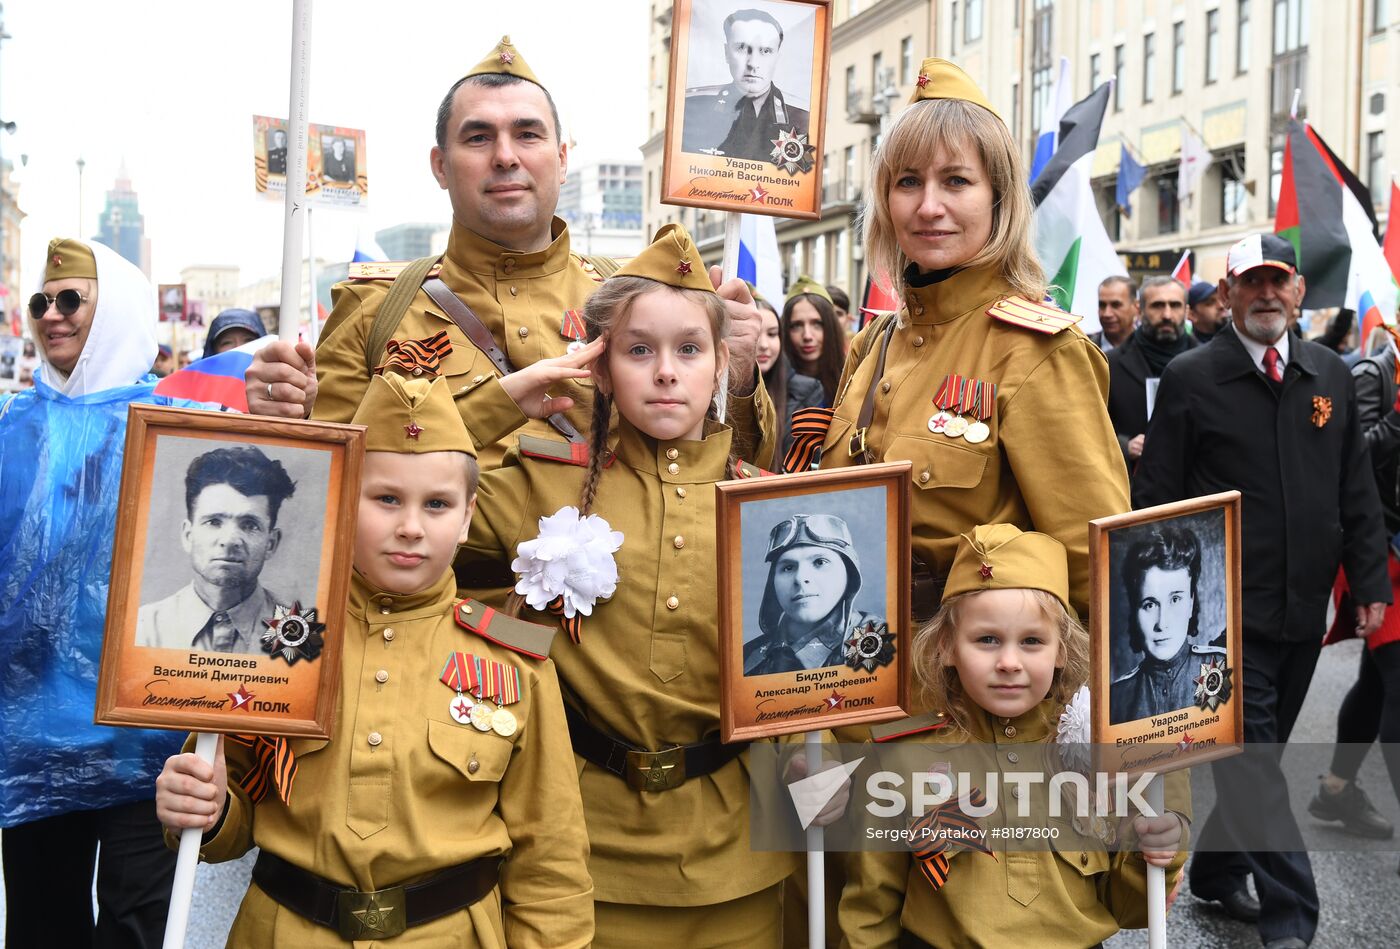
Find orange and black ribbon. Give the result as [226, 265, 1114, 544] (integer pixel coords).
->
[375, 330, 453, 377]
[545, 595, 584, 644]
[782, 406, 836, 473]
[907, 785, 994, 890]
[227, 734, 298, 806]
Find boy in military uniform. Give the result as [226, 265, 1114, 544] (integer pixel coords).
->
[155, 366, 592, 947]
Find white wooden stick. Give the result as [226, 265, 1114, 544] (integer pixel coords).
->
[805, 730, 824, 949]
[277, 0, 312, 341]
[161, 731, 218, 949]
[1145, 772, 1167, 949]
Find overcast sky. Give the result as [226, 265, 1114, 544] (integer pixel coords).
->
[5, 0, 649, 291]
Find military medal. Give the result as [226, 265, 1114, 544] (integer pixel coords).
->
[449, 693, 475, 725]
[470, 703, 494, 732]
[560, 309, 587, 342]
[932, 373, 996, 443]
[260, 603, 325, 665]
[444, 650, 524, 732]
[927, 410, 955, 434]
[963, 421, 990, 444]
[441, 653, 480, 725]
[844, 619, 896, 672]
[769, 128, 816, 177]
[943, 416, 969, 438]
[1194, 656, 1233, 711]
[490, 707, 518, 737]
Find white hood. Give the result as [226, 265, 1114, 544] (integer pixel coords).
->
[36, 240, 158, 397]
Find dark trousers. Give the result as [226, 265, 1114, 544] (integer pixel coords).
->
[2, 799, 176, 949]
[1330, 640, 1400, 798]
[1189, 638, 1321, 944]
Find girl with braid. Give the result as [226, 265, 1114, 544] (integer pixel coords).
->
[458, 224, 834, 948]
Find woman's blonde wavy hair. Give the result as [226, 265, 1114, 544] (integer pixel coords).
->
[912, 589, 1089, 737]
[861, 98, 1046, 306]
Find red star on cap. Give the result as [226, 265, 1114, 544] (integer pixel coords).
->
[499, 49, 515, 64]
[676, 260, 692, 275]
[750, 184, 769, 203]
[405, 422, 424, 440]
[916, 73, 930, 88]
[979, 562, 993, 579]
[52, 253, 62, 266]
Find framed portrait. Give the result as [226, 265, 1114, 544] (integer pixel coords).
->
[95, 405, 364, 739]
[716, 462, 911, 741]
[158, 284, 186, 324]
[661, 0, 831, 219]
[253, 115, 369, 208]
[1089, 491, 1244, 773]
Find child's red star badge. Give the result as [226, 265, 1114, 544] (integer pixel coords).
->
[676, 260, 692, 275]
[499, 49, 515, 64]
[405, 422, 423, 440]
[51, 253, 62, 266]
[979, 562, 994, 579]
[916, 74, 930, 88]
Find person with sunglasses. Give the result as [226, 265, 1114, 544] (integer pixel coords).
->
[0, 238, 216, 947]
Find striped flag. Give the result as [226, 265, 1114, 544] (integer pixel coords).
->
[1030, 57, 1072, 183]
[736, 214, 783, 308]
[154, 334, 277, 412]
[1383, 180, 1400, 284]
[1170, 250, 1193, 287]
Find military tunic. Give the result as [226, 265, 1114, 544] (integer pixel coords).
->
[839, 700, 1191, 949]
[459, 418, 800, 914]
[680, 84, 811, 162]
[819, 265, 1131, 622]
[312, 218, 776, 470]
[1110, 639, 1227, 725]
[190, 570, 593, 948]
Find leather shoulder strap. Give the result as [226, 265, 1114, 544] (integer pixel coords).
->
[849, 315, 898, 460]
[363, 255, 442, 374]
[420, 278, 585, 444]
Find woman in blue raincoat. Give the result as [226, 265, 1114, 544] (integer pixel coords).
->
[0, 237, 213, 947]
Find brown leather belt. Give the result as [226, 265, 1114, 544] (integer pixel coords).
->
[252, 850, 501, 941]
[564, 702, 747, 792]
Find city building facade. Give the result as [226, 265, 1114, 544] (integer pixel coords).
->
[92, 166, 151, 278]
[558, 160, 645, 258]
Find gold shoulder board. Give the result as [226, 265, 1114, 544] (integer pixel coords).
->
[987, 296, 1083, 335]
[454, 599, 556, 659]
[349, 260, 444, 281]
[872, 711, 949, 743]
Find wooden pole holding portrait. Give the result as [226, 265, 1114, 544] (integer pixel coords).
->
[276, 0, 312, 343]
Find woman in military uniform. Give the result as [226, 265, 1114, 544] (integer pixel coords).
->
[806, 59, 1129, 625]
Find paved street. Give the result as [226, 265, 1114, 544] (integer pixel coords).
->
[2, 639, 1396, 947]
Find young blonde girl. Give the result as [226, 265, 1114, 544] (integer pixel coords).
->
[456, 224, 803, 948]
[839, 524, 1189, 949]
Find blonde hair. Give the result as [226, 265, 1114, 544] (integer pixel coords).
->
[862, 99, 1045, 306]
[578, 277, 734, 514]
[912, 588, 1088, 737]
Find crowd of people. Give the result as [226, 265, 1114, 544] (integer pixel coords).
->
[0, 34, 1393, 949]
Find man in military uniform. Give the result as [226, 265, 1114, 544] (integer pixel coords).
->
[322, 136, 353, 183]
[247, 36, 773, 471]
[681, 8, 810, 162]
[267, 129, 287, 176]
[135, 445, 295, 654]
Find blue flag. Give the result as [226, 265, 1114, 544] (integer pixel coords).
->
[1116, 144, 1145, 218]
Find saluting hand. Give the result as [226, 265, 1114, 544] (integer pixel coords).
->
[155, 735, 229, 834]
[498, 337, 604, 419]
[711, 265, 760, 396]
[246, 340, 318, 419]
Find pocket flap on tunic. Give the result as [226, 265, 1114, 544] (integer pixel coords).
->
[427, 717, 513, 782]
[885, 434, 988, 490]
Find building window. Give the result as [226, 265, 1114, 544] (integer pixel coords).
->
[872, 51, 883, 100]
[1114, 44, 1125, 111]
[1011, 80, 1021, 141]
[900, 36, 913, 85]
[1273, 0, 1307, 56]
[1031, 1, 1055, 129]
[965, 0, 984, 43]
[1269, 140, 1284, 214]
[846, 65, 857, 111]
[1374, 0, 1388, 33]
[1206, 10, 1221, 83]
[1221, 159, 1248, 224]
[1369, 131, 1386, 205]
[1157, 173, 1180, 233]
[1090, 52, 1101, 90]
[845, 145, 856, 188]
[1172, 22, 1185, 94]
[1238, 0, 1251, 73]
[1032, 65, 1051, 136]
[951, 1, 959, 55]
[1143, 33, 1156, 103]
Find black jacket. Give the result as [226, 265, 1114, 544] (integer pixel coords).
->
[1133, 323, 1391, 642]
[1352, 347, 1400, 534]
[1106, 331, 1199, 468]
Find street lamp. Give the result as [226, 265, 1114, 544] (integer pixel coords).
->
[76, 158, 86, 236]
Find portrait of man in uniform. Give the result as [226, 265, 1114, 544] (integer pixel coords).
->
[322, 135, 354, 183]
[267, 128, 287, 176]
[135, 445, 298, 654]
[681, 4, 812, 162]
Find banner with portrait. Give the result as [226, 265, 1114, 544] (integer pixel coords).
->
[253, 115, 369, 209]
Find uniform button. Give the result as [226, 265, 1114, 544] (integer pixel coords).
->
[509, 286, 517, 296]
[413, 366, 423, 376]
[367, 731, 383, 747]
[1010, 785, 1020, 798]
[667, 462, 680, 475]
[472, 374, 485, 384]
[913, 336, 925, 347]
[880, 381, 891, 393]
[517, 326, 529, 338]
[676, 487, 687, 498]
[914, 305, 925, 316]
[1004, 725, 1017, 738]
[214, 612, 228, 622]
[375, 669, 389, 684]
[1006, 751, 1019, 764]
[467, 756, 480, 775]
[666, 447, 680, 460]
[502, 257, 516, 273]
[666, 595, 680, 610]
[673, 535, 685, 549]
[918, 471, 930, 484]
[1080, 853, 1089, 866]
[382, 628, 395, 642]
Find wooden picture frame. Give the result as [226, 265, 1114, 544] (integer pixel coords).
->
[661, 0, 832, 219]
[716, 462, 911, 741]
[95, 405, 364, 739]
[1089, 491, 1244, 773]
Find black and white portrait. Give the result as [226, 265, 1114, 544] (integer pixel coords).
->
[321, 134, 355, 183]
[680, 0, 817, 162]
[134, 437, 328, 655]
[1107, 508, 1229, 725]
[266, 127, 288, 176]
[740, 486, 889, 677]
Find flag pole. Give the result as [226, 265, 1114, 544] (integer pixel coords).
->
[1145, 773, 1167, 949]
[804, 730, 825, 949]
[1290, 88, 1302, 120]
[306, 206, 317, 345]
[277, 0, 313, 342]
[161, 731, 218, 949]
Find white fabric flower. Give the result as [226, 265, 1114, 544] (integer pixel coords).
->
[511, 506, 624, 618]
[1056, 685, 1092, 770]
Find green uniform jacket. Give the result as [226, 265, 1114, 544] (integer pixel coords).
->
[839, 699, 1191, 949]
[186, 570, 593, 949]
[819, 265, 1131, 623]
[311, 218, 776, 470]
[459, 417, 801, 906]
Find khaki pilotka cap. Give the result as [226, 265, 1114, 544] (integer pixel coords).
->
[351, 372, 477, 457]
[784, 274, 833, 305]
[44, 238, 98, 282]
[909, 57, 1001, 119]
[464, 35, 543, 86]
[612, 222, 716, 294]
[943, 523, 1071, 615]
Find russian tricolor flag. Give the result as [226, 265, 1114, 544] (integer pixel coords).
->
[1359, 289, 1386, 348]
[736, 214, 783, 307]
[154, 335, 277, 413]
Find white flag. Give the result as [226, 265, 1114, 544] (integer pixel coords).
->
[1178, 126, 1213, 205]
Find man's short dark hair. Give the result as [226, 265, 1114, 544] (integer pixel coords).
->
[185, 447, 297, 526]
[1123, 525, 1202, 649]
[724, 8, 784, 44]
[1100, 274, 1137, 296]
[1139, 274, 1185, 305]
[435, 74, 564, 149]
